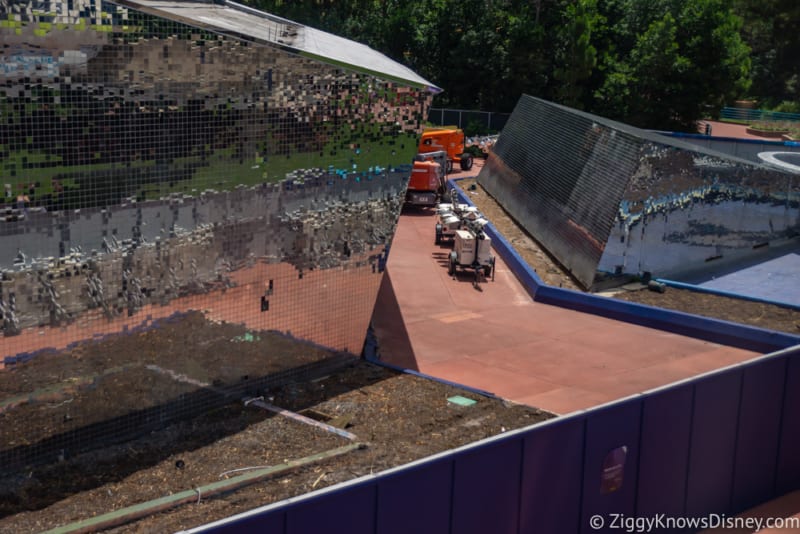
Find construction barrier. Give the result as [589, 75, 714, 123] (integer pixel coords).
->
[189, 345, 800, 534]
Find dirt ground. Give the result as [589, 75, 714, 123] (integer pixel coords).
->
[458, 176, 800, 336]
[0, 311, 551, 533]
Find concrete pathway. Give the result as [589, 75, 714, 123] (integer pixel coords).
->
[698, 120, 782, 140]
[371, 161, 759, 414]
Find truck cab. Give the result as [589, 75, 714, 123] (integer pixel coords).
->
[406, 155, 445, 207]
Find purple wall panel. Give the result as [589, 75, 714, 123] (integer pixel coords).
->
[732, 358, 786, 511]
[636, 385, 693, 519]
[580, 399, 642, 534]
[286, 483, 376, 534]
[451, 438, 523, 534]
[519, 417, 585, 534]
[685, 371, 742, 518]
[203, 509, 285, 533]
[777, 354, 800, 495]
[199, 353, 800, 534]
[376, 459, 453, 534]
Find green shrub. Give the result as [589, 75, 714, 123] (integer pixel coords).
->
[750, 120, 792, 132]
[463, 119, 488, 137]
[773, 101, 800, 114]
[464, 144, 486, 158]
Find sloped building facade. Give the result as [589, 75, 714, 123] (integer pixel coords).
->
[0, 0, 436, 470]
[478, 95, 800, 288]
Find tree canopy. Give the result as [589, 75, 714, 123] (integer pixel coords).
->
[245, 0, 796, 131]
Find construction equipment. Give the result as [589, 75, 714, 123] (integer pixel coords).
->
[434, 204, 462, 244]
[447, 219, 495, 286]
[434, 201, 483, 244]
[405, 150, 447, 206]
[418, 127, 474, 173]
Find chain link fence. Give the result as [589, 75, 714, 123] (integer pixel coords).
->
[427, 108, 510, 134]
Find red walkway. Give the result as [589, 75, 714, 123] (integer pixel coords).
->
[371, 161, 759, 414]
[698, 120, 781, 140]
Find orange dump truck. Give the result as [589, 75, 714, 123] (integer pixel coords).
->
[418, 127, 474, 173]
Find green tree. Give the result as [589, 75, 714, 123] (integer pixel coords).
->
[594, 0, 750, 130]
[245, 0, 754, 129]
[733, 0, 800, 107]
[553, 0, 602, 109]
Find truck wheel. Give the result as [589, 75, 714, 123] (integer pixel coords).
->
[460, 154, 473, 171]
[446, 159, 453, 174]
[448, 252, 457, 276]
[435, 226, 442, 245]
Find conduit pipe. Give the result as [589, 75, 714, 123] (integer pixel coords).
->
[41, 443, 362, 534]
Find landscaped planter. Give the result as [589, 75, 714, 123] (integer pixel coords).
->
[746, 126, 790, 138]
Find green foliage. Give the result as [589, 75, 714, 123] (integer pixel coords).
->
[243, 0, 788, 131]
[462, 119, 486, 137]
[463, 144, 487, 158]
[595, 0, 750, 130]
[554, 0, 601, 109]
[773, 101, 800, 114]
[732, 0, 800, 107]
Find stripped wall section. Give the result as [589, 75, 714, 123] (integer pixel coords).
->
[478, 96, 640, 287]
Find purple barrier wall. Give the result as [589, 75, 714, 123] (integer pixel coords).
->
[452, 439, 523, 534]
[192, 348, 799, 534]
[519, 417, 585, 534]
[732, 358, 787, 512]
[202, 508, 285, 533]
[636, 385, 693, 519]
[377, 459, 453, 534]
[580, 398, 642, 534]
[286, 483, 376, 534]
[777, 356, 800, 495]
[685, 371, 742, 518]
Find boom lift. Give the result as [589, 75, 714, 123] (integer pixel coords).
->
[418, 127, 474, 173]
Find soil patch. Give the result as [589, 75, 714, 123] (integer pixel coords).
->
[0, 311, 551, 532]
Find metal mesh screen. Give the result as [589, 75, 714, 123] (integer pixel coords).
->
[478, 96, 642, 287]
[478, 95, 799, 287]
[0, 0, 429, 471]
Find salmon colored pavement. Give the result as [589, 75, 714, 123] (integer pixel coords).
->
[699, 490, 800, 533]
[698, 120, 781, 140]
[371, 161, 760, 414]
